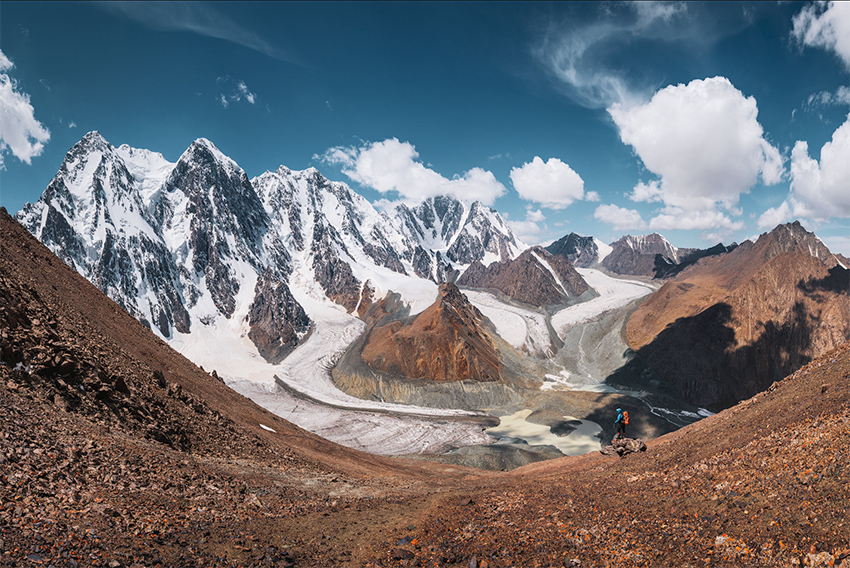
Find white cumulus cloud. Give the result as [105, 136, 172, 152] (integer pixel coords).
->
[0, 49, 50, 168]
[649, 207, 744, 233]
[609, 76, 783, 231]
[507, 209, 548, 245]
[593, 204, 648, 232]
[757, 201, 794, 230]
[317, 138, 507, 206]
[510, 156, 586, 209]
[788, 114, 850, 219]
[792, 1, 850, 70]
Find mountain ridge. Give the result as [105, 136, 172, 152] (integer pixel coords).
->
[16, 132, 526, 365]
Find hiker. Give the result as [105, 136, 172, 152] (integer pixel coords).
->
[614, 408, 627, 440]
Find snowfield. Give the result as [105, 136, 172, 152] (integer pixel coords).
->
[464, 290, 553, 357]
[551, 268, 657, 339]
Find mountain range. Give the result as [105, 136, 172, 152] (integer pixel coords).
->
[14, 131, 848, 416]
[15, 132, 523, 362]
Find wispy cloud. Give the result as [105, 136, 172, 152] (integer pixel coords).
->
[216, 76, 257, 108]
[534, 2, 689, 108]
[96, 2, 300, 65]
[533, 2, 758, 110]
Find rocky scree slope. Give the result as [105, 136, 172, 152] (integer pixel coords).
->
[361, 283, 502, 383]
[457, 247, 591, 307]
[16, 132, 525, 361]
[363, 343, 850, 568]
[627, 221, 849, 411]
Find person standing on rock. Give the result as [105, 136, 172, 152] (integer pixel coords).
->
[614, 408, 626, 440]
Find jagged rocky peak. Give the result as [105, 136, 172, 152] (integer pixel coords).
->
[458, 247, 592, 307]
[360, 282, 501, 383]
[393, 195, 525, 280]
[602, 233, 695, 276]
[545, 233, 599, 268]
[758, 221, 839, 267]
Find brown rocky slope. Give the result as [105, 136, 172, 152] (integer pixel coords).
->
[361, 282, 501, 382]
[457, 247, 591, 307]
[627, 221, 849, 411]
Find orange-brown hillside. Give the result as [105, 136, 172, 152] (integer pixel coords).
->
[361, 282, 501, 382]
[626, 221, 849, 410]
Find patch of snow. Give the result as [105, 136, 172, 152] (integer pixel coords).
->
[595, 238, 613, 264]
[551, 268, 656, 339]
[259, 424, 276, 432]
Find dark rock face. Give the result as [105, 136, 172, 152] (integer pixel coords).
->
[653, 243, 738, 279]
[457, 247, 591, 306]
[310, 223, 362, 312]
[602, 234, 694, 276]
[546, 233, 599, 268]
[164, 140, 272, 318]
[248, 269, 311, 364]
[361, 283, 501, 382]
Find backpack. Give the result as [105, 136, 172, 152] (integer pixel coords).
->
[623, 411, 630, 426]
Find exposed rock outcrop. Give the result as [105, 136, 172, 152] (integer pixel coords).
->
[247, 268, 311, 364]
[599, 437, 647, 457]
[457, 247, 591, 306]
[361, 283, 501, 382]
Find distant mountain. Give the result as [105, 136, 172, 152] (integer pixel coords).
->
[627, 221, 849, 410]
[360, 283, 501, 382]
[545, 233, 605, 268]
[457, 247, 592, 307]
[601, 233, 695, 276]
[393, 196, 524, 281]
[16, 132, 525, 363]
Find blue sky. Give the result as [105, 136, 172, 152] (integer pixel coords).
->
[1, 2, 848, 254]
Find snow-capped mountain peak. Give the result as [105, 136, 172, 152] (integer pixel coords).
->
[16, 133, 527, 362]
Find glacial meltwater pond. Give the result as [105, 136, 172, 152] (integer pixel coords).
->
[485, 409, 603, 456]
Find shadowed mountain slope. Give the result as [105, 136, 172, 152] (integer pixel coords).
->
[627, 221, 849, 410]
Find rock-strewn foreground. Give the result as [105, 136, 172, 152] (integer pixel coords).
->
[2, 207, 849, 567]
